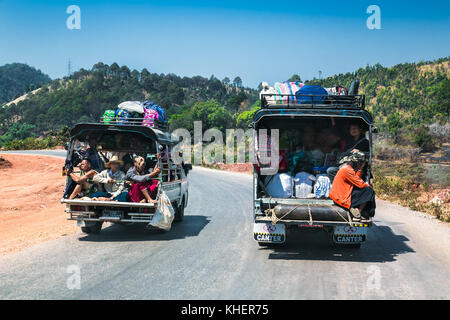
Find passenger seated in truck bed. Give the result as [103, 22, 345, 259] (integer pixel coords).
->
[85, 137, 105, 171]
[91, 156, 129, 202]
[326, 122, 370, 182]
[329, 152, 375, 222]
[342, 122, 369, 153]
[68, 158, 98, 199]
[126, 156, 160, 203]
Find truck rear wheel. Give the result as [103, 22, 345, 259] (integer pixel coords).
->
[174, 200, 185, 222]
[334, 243, 361, 249]
[81, 222, 102, 234]
[258, 242, 285, 247]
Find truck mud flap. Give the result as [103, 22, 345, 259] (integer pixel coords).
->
[253, 223, 285, 244]
[333, 225, 368, 244]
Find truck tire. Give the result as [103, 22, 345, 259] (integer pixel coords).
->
[258, 242, 285, 247]
[334, 243, 361, 249]
[174, 200, 185, 222]
[81, 222, 102, 234]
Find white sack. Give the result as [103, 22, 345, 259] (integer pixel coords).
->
[265, 173, 293, 198]
[149, 191, 174, 231]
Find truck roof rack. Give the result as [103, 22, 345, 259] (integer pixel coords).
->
[260, 93, 365, 110]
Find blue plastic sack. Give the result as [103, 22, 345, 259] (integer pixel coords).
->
[295, 85, 328, 104]
[142, 100, 166, 122]
[143, 100, 154, 109]
[150, 105, 166, 122]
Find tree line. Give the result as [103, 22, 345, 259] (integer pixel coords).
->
[0, 57, 449, 150]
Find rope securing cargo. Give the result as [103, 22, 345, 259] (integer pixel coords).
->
[263, 198, 353, 227]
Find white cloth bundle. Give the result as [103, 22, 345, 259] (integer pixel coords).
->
[117, 101, 145, 114]
[264, 173, 294, 198]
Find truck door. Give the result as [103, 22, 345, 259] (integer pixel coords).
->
[159, 144, 182, 203]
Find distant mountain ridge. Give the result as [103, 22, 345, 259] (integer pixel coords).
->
[0, 63, 51, 104]
[0, 57, 448, 143]
[0, 62, 257, 134]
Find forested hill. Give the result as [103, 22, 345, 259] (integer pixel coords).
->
[306, 57, 450, 134]
[0, 62, 258, 134]
[0, 58, 449, 148]
[0, 63, 51, 104]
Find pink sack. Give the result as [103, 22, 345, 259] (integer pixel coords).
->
[142, 109, 159, 127]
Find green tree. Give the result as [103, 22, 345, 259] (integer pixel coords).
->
[191, 100, 233, 132]
[233, 76, 242, 87]
[288, 74, 302, 82]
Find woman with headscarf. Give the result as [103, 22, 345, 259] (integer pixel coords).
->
[126, 156, 160, 203]
[329, 152, 375, 222]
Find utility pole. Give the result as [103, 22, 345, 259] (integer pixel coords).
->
[68, 59, 72, 77]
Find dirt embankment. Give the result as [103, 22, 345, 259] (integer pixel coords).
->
[0, 154, 77, 256]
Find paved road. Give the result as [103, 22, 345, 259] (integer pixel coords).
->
[0, 151, 449, 299]
[1, 149, 67, 158]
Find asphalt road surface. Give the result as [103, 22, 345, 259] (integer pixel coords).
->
[0, 151, 449, 299]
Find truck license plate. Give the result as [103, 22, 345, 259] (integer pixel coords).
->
[253, 223, 285, 243]
[333, 225, 367, 243]
[101, 210, 123, 220]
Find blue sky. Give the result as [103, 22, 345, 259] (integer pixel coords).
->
[0, 0, 449, 87]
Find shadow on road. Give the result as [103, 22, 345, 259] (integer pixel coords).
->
[265, 224, 414, 263]
[78, 215, 210, 242]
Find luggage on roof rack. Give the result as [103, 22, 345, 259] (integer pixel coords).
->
[260, 93, 365, 109]
[260, 79, 364, 109]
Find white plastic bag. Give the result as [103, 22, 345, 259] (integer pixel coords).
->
[117, 101, 145, 114]
[314, 174, 331, 199]
[149, 191, 174, 231]
[264, 173, 293, 198]
[294, 172, 316, 198]
[259, 82, 278, 105]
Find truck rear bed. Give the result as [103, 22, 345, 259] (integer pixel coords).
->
[61, 198, 156, 223]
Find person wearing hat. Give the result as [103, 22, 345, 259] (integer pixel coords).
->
[329, 151, 375, 222]
[91, 155, 128, 202]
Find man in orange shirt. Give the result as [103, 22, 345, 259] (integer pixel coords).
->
[329, 152, 375, 222]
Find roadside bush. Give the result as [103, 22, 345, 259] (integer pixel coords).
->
[373, 175, 406, 195]
[412, 126, 436, 152]
[3, 136, 58, 150]
[429, 122, 450, 143]
[374, 144, 421, 161]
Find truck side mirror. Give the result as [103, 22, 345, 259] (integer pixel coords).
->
[64, 142, 70, 150]
[372, 126, 378, 134]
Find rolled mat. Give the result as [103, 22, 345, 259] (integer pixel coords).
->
[272, 204, 349, 221]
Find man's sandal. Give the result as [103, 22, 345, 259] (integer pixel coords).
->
[350, 207, 361, 218]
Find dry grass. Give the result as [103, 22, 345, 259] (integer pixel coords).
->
[372, 160, 450, 222]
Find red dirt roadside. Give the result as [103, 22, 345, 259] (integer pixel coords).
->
[0, 154, 77, 256]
